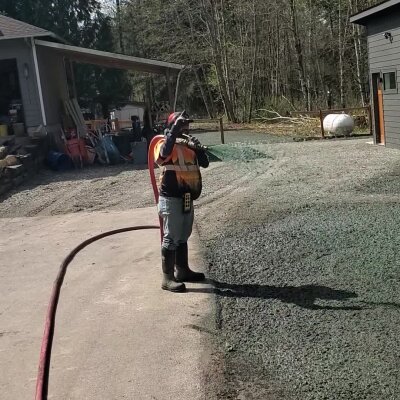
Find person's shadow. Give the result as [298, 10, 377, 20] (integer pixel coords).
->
[188, 280, 400, 311]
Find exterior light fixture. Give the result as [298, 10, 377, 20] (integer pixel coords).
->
[384, 32, 393, 43]
[23, 63, 29, 79]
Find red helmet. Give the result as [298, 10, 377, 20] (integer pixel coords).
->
[167, 112, 181, 128]
[166, 111, 192, 129]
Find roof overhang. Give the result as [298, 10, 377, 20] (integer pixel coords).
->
[34, 39, 184, 75]
[0, 32, 62, 41]
[350, 0, 400, 24]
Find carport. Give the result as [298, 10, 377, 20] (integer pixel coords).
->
[0, 15, 185, 137]
[35, 39, 184, 75]
[32, 39, 184, 131]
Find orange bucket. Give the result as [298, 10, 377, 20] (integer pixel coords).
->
[66, 138, 88, 162]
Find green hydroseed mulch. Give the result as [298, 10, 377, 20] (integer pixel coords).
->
[207, 143, 268, 162]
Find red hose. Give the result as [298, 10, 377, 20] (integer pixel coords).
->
[148, 135, 165, 240]
[35, 136, 165, 399]
[35, 226, 160, 399]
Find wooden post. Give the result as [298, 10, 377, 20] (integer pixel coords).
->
[367, 104, 373, 136]
[114, 118, 120, 132]
[219, 118, 225, 144]
[145, 80, 153, 129]
[319, 110, 325, 139]
[166, 69, 175, 111]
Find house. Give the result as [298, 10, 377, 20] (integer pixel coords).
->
[0, 15, 183, 139]
[111, 103, 146, 127]
[351, 0, 400, 149]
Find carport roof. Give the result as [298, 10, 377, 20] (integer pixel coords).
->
[350, 0, 400, 24]
[35, 39, 184, 75]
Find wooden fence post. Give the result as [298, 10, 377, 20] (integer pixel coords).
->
[319, 110, 325, 138]
[219, 118, 225, 144]
[113, 118, 120, 132]
[367, 105, 373, 136]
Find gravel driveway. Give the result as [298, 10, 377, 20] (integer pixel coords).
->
[196, 138, 400, 400]
[1, 135, 399, 399]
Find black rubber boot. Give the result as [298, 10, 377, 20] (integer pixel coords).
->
[161, 248, 186, 293]
[175, 243, 206, 283]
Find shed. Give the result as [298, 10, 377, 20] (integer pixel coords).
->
[351, 0, 400, 149]
[0, 15, 184, 138]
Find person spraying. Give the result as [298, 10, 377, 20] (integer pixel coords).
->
[153, 111, 209, 292]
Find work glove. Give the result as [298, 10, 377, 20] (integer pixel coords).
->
[162, 111, 192, 158]
[187, 135, 207, 152]
[189, 135, 201, 147]
[170, 111, 193, 137]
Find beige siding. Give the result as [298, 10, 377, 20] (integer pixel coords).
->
[0, 39, 42, 127]
[367, 23, 400, 149]
[36, 47, 69, 127]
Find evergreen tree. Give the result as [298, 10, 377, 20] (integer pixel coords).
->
[0, 0, 132, 116]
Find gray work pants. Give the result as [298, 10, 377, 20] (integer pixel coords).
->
[158, 196, 194, 251]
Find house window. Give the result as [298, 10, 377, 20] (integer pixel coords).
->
[383, 71, 397, 92]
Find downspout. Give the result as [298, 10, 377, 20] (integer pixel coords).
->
[31, 38, 47, 126]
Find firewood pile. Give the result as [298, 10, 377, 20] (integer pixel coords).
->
[0, 136, 46, 196]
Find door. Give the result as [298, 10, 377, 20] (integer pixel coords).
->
[372, 73, 385, 144]
[377, 79, 386, 144]
[0, 59, 23, 124]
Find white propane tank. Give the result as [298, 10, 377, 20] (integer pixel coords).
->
[323, 114, 354, 136]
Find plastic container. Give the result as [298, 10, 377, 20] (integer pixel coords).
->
[112, 134, 133, 156]
[13, 123, 26, 137]
[47, 151, 73, 171]
[102, 135, 121, 164]
[0, 125, 8, 137]
[86, 146, 96, 164]
[79, 139, 88, 162]
[65, 138, 88, 161]
[323, 114, 355, 136]
[65, 138, 80, 157]
[131, 140, 148, 165]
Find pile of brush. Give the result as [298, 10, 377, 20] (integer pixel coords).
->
[0, 136, 42, 196]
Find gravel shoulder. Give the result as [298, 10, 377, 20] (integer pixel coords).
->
[0, 165, 154, 217]
[0, 130, 291, 218]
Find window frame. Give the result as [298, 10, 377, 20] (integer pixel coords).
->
[382, 69, 398, 94]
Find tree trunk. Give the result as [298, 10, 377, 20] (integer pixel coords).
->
[201, 66, 217, 118]
[194, 68, 214, 118]
[201, 0, 237, 122]
[248, 3, 258, 123]
[215, 53, 237, 121]
[116, 0, 125, 53]
[339, 0, 345, 108]
[350, 0, 366, 106]
[219, 0, 237, 118]
[289, 0, 310, 110]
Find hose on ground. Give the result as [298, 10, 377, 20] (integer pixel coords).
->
[35, 226, 161, 400]
[35, 135, 165, 400]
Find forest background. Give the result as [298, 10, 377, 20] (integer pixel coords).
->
[0, 0, 383, 121]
